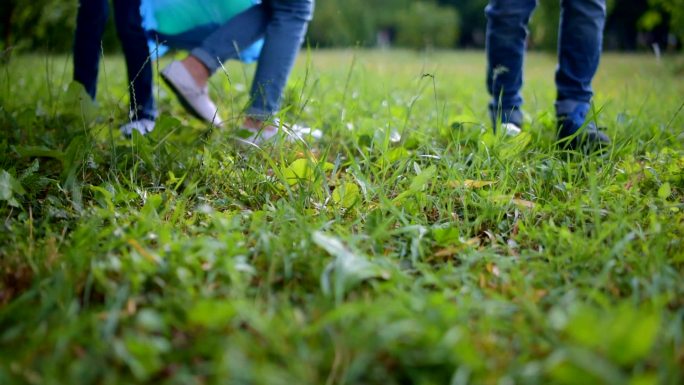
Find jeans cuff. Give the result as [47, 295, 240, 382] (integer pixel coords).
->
[489, 103, 523, 126]
[246, 107, 274, 121]
[129, 108, 157, 122]
[555, 100, 589, 116]
[191, 47, 220, 74]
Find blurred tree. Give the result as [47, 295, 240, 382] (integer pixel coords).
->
[395, 2, 459, 49]
[308, 0, 376, 47]
[529, 1, 560, 50]
[605, 0, 649, 50]
[0, 0, 678, 53]
[1, 0, 16, 53]
[308, 0, 459, 49]
[438, 0, 488, 47]
[2, 0, 80, 53]
[0, 0, 122, 55]
[641, 0, 684, 43]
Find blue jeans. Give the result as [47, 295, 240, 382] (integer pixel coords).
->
[73, 0, 157, 121]
[485, 0, 606, 127]
[155, 0, 314, 119]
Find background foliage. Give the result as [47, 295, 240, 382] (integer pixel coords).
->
[1, 0, 682, 54]
[641, 0, 684, 41]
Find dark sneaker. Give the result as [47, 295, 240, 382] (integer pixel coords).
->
[557, 103, 610, 151]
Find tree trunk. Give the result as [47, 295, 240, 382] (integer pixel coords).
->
[2, 0, 16, 59]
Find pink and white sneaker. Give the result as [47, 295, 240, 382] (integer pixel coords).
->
[161, 61, 223, 126]
[236, 118, 323, 146]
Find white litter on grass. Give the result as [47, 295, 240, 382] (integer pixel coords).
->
[288, 125, 323, 140]
[389, 128, 401, 143]
[501, 123, 522, 137]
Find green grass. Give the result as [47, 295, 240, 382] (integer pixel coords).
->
[1, 50, 683, 385]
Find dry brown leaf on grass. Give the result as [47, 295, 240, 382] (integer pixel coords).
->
[433, 237, 482, 258]
[448, 179, 498, 189]
[490, 195, 536, 209]
[511, 198, 535, 209]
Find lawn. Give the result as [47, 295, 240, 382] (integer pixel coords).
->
[0, 50, 683, 384]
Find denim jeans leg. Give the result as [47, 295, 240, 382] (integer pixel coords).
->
[555, 0, 606, 116]
[73, 0, 109, 99]
[190, 5, 270, 73]
[246, 0, 314, 118]
[113, 0, 157, 120]
[485, 0, 537, 127]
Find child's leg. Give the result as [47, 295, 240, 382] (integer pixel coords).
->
[555, 0, 606, 117]
[246, 0, 314, 119]
[190, 5, 270, 76]
[160, 0, 313, 130]
[73, 0, 109, 99]
[485, 0, 537, 129]
[113, 0, 157, 121]
[159, 5, 270, 125]
[555, 0, 609, 149]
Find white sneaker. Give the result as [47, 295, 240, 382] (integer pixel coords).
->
[161, 61, 223, 126]
[501, 122, 522, 137]
[237, 119, 322, 146]
[120, 119, 155, 137]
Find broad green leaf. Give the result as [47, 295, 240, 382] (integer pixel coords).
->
[564, 305, 606, 348]
[565, 304, 661, 365]
[480, 131, 497, 148]
[188, 299, 235, 328]
[282, 158, 332, 186]
[433, 226, 460, 246]
[13, 146, 64, 162]
[89, 185, 115, 212]
[500, 131, 532, 159]
[657, 182, 671, 199]
[386, 147, 410, 163]
[121, 334, 170, 381]
[409, 165, 436, 191]
[64, 81, 98, 120]
[393, 165, 436, 202]
[314, 231, 389, 302]
[449, 113, 480, 126]
[548, 347, 626, 385]
[609, 308, 660, 365]
[332, 182, 360, 209]
[136, 309, 166, 333]
[322, 162, 335, 172]
[629, 374, 658, 385]
[0, 170, 25, 207]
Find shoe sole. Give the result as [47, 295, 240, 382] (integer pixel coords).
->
[161, 71, 214, 124]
